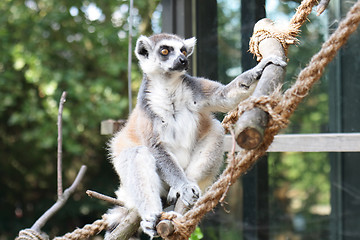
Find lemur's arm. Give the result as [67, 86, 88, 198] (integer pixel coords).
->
[199, 56, 286, 112]
[151, 144, 187, 187]
[150, 143, 200, 206]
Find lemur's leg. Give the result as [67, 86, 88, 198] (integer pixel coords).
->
[186, 119, 225, 193]
[111, 146, 163, 237]
[172, 119, 224, 215]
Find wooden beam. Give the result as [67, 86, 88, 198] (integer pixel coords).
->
[224, 133, 360, 152]
[101, 120, 360, 152]
[100, 119, 126, 135]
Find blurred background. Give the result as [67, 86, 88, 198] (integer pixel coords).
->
[1, 0, 359, 239]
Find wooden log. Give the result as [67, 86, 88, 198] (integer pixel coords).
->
[104, 208, 141, 240]
[157, 220, 175, 238]
[235, 19, 286, 149]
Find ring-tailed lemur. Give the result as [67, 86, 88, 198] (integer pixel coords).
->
[106, 33, 286, 238]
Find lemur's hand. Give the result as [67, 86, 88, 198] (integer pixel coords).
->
[167, 182, 201, 207]
[252, 55, 287, 80]
[180, 182, 201, 207]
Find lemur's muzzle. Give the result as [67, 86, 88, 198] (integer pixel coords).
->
[170, 55, 189, 71]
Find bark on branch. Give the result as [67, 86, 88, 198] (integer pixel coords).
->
[104, 208, 141, 240]
[31, 165, 87, 232]
[235, 19, 287, 149]
[17, 92, 88, 237]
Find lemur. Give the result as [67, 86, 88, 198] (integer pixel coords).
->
[106, 33, 286, 238]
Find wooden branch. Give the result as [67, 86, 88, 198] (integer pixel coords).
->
[29, 91, 89, 234]
[57, 91, 67, 198]
[157, 220, 175, 238]
[86, 190, 125, 207]
[234, 19, 286, 149]
[104, 208, 141, 240]
[316, 0, 330, 16]
[31, 165, 87, 232]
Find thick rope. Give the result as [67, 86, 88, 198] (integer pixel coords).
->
[16, 229, 49, 240]
[249, 0, 319, 61]
[161, 0, 360, 239]
[53, 216, 108, 240]
[16, 216, 108, 240]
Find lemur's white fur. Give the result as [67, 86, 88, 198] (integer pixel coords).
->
[106, 33, 286, 238]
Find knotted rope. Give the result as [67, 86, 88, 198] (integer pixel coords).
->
[249, 0, 321, 61]
[16, 229, 49, 240]
[53, 216, 108, 240]
[160, 0, 360, 239]
[16, 216, 107, 240]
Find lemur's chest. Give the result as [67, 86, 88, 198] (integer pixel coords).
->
[148, 82, 200, 167]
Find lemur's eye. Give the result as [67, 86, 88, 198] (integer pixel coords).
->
[182, 50, 187, 56]
[161, 49, 169, 56]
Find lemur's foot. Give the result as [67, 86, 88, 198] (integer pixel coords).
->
[141, 213, 161, 238]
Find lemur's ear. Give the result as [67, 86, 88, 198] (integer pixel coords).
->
[135, 35, 153, 60]
[184, 37, 196, 57]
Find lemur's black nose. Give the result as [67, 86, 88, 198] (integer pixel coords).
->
[171, 55, 189, 71]
[179, 55, 187, 65]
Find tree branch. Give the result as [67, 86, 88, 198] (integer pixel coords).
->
[234, 20, 286, 149]
[29, 92, 88, 233]
[104, 208, 141, 240]
[86, 190, 125, 207]
[31, 165, 87, 232]
[316, 0, 331, 16]
[57, 91, 67, 198]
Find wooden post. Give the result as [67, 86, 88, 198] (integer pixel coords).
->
[234, 19, 287, 149]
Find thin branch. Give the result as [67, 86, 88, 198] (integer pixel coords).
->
[28, 92, 88, 233]
[316, 0, 330, 16]
[57, 91, 67, 198]
[86, 190, 125, 207]
[31, 165, 87, 232]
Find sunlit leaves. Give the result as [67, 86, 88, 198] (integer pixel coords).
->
[0, 0, 160, 238]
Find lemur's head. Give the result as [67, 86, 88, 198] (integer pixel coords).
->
[135, 33, 196, 76]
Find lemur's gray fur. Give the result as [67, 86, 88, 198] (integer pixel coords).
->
[106, 33, 286, 238]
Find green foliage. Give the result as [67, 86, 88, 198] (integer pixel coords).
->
[267, 1, 331, 239]
[0, 0, 159, 239]
[189, 227, 204, 240]
[217, 0, 241, 84]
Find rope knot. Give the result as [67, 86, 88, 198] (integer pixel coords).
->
[249, 18, 299, 61]
[16, 229, 49, 240]
[159, 212, 191, 240]
[222, 89, 288, 133]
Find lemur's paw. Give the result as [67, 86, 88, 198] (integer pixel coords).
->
[141, 214, 160, 238]
[167, 187, 180, 205]
[253, 55, 287, 80]
[180, 183, 201, 207]
[262, 55, 287, 68]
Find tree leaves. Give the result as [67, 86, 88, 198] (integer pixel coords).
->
[0, 0, 159, 238]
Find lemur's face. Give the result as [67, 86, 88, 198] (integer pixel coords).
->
[135, 34, 196, 76]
